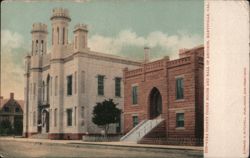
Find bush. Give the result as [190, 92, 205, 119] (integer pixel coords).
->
[14, 118, 23, 135]
[0, 119, 13, 135]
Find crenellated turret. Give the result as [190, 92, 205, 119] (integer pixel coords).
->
[31, 23, 48, 56]
[51, 8, 71, 59]
[73, 24, 88, 52]
[31, 23, 48, 69]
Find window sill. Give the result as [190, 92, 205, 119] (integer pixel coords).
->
[131, 104, 139, 106]
[97, 95, 105, 97]
[175, 99, 185, 102]
[175, 127, 185, 130]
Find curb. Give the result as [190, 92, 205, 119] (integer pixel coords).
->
[0, 138, 203, 154]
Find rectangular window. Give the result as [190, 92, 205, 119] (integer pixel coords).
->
[97, 75, 104, 96]
[67, 108, 72, 126]
[115, 77, 121, 97]
[81, 71, 85, 93]
[132, 86, 138, 104]
[176, 78, 184, 99]
[67, 75, 73, 96]
[74, 71, 77, 94]
[132, 115, 139, 127]
[176, 113, 184, 128]
[54, 108, 57, 127]
[55, 76, 58, 96]
[116, 117, 121, 133]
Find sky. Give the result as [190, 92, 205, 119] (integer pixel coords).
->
[1, 0, 204, 99]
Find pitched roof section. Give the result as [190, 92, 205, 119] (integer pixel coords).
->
[0, 95, 24, 111]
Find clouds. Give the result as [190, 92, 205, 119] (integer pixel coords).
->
[0, 29, 203, 100]
[89, 29, 203, 60]
[1, 30, 27, 99]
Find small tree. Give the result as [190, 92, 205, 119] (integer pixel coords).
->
[92, 99, 121, 137]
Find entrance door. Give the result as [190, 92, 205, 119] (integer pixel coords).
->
[42, 109, 49, 133]
[149, 88, 162, 119]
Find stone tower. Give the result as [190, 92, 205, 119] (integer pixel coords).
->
[73, 24, 88, 52]
[50, 8, 71, 59]
[31, 23, 48, 68]
[29, 23, 48, 134]
[50, 8, 71, 134]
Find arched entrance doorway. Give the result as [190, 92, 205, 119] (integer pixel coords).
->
[149, 88, 162, 119]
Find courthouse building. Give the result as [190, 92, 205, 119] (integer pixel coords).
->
[121, 46, 204, 144]
[23, 8, 141, 139]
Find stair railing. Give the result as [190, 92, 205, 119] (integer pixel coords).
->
[120, 120, 147, 141]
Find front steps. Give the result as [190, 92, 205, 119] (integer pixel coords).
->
[120, 117, 164, 142]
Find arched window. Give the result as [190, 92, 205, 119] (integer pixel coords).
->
[47, 75, 50, 103]
[32, 41, 34, 55]
[63, 27, 65, 45]
[42, 81, 45, 101]
[52, 28, 54, 45]
[57, 27, 59, 44]
[66, 28, 68, 44]
[36, 40, 38, 54]
[41, 40, 44, 53]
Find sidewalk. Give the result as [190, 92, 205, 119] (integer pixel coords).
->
[0, 137, 203, 152]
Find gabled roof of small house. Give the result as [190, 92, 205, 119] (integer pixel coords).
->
[0, 93, 24, 111]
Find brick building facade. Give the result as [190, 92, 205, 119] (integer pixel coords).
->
[123, 46, 204, 143]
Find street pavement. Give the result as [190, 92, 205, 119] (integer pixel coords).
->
[0, 137, 203, 158]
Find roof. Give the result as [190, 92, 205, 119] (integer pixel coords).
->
[0, 98, 24, 111]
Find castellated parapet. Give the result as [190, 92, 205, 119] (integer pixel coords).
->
[31, 23, 48, 34]
[51, 8, 71, 21]
[74, 24, 88, 32]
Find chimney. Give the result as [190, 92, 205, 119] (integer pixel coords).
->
[10, 93, 14, 99]
[144, 46, 150, 63]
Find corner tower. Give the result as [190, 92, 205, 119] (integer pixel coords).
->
[31, 23, 48, 68]
[50, 8, 71, 59]
[73, 24, 89, 52]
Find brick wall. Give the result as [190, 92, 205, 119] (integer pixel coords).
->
[123, 46, 204, 139]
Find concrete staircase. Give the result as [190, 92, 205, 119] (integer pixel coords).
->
[30, 133, 49, 139]
[138, 121, 166, 144]
[120, 117, 164, 142]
